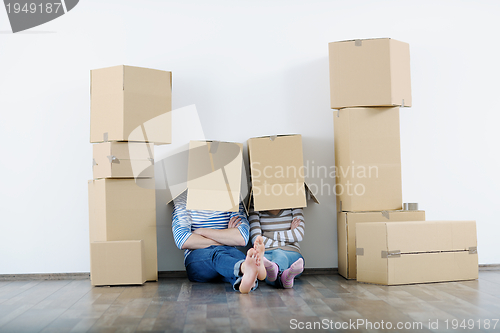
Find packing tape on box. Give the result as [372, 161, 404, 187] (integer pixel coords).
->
[402, 99, 405, 107]
[337, 110, 340, 117]
[381, 250, 401, 258]
[469, 246, 478, 254]
[92, 158, 97, 167]
[103, 132, 108, 142]
[355, 39, 362, 46]
[381, 211, 390, 219]
[107, 155, 120, 164]
[209, 141, 219, 154]
[148, 158, 154, 165]
[403, 203, 419, 210]
[270, 135, 277, 141]
[356, 248, 364, 256]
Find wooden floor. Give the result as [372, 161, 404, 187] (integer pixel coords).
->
[1, 271, 500, 333]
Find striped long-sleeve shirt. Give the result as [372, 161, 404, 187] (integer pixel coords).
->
[249, 208, 305, 253]
[172, 191, 250, 261]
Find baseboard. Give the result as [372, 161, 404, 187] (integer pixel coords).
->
[0, 265, 496, 281]
[0, 273, 90, 281]
[479, 264, 500, 271]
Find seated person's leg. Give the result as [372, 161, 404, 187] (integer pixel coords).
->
[210, 246, 259, 293]
[185, 247, 220, 283]
[280, 251, 304, 289]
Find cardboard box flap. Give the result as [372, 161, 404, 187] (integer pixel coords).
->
[246, 181, 319, 212]
[386, 221, 477, 254]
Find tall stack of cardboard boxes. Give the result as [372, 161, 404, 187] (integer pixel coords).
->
[329, 38, 478, 285]
[88, 65, 172, 286]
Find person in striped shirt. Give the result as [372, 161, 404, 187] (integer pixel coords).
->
[172, 190, 266, 293]
[249, 208, 305, 288]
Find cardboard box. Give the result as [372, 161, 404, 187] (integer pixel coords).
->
[90, 65, 172, 144]
[337, 210, 425, 280]
[334, 107, 402, 212]
[88, 178, 158, 281]
[186, 140, 246, 212]
[247, 134, 318, 211]
[90, 240, 146, 286]
[329, 38, 411, 109]
[356, 221, 478, 285]
[92, 142, 154, 179]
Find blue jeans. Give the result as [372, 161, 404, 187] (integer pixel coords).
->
[263, 249, 304, 288]
[185, 245, 256, 291]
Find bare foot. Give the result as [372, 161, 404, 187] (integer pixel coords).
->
[254, 236, 266, 280]
[239, 248, 259, 294]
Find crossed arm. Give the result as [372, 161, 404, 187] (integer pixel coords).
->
[182, 216, 246, 249]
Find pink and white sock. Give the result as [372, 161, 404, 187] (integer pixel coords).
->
[281, 258, 304, 289]
[263, 257, 279, 282]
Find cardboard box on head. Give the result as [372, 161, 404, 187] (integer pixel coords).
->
[329, 38, 411, 109]
[247, 134, 319, 212]
[92, 142, 154, 179]
[356, 221, 478, 285]
[187, 140, 246, 212]
[334, 107, 402, 212]
[90, 65, 172, 144]
[337, 210, 425, 280]
[162, 140, 248, 212]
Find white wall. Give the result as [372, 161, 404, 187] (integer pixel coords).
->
[1, 0, 499, 274]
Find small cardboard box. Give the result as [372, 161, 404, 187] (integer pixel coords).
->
[334, 107, 402, 212]
[92, 142, 154, 179]
[90, 240, 146, 286]
[356, 221, 478, 285]
[186, 140, 246, 212]
[90, 65, 172, 144]
[337, 210, 425, 280]
[88, 178, 158, 281]
[247, 134, 318, 211]
[329, 38, 411, 109]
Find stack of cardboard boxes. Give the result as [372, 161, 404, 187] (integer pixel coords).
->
[88, 65, 172, 286]
[329, 38, 478, 285]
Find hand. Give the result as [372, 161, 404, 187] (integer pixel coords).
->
[290, 218, 301, 230]
[228, 216, 242, 229]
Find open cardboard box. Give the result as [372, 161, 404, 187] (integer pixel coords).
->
[329, 38, 411, 109]
[356, 220, 478, 285]
[90, 65, 172, 144]
[247, 134, 319, 212]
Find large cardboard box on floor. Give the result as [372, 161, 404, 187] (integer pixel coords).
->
[92, 142, 154, 179]
[185, 140, 247, 212]
[356, 221, 478, 285]
[88, 178, 158, 281]
[247, 134, 318, 211]
[329, 38, 411, 109]
[90, 65, 172, 144]
[90, 240, 146, 286]
[334, 107, 402, 212]
[337, 210, 425, 280]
